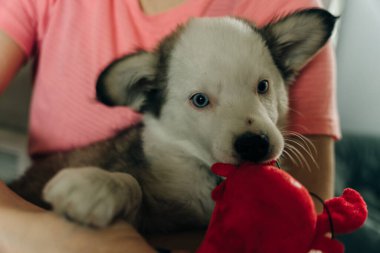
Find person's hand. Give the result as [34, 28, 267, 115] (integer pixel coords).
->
[0, 181, 190, 253]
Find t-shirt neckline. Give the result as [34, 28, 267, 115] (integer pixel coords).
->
[130, 0, 213, 23]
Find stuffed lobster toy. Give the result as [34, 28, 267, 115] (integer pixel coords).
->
[197, 162, 367, 253]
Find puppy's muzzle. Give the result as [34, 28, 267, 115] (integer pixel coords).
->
[234, 132, 270, 163]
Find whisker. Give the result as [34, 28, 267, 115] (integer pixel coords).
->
[291, 144, 311, 172]
[285, 131, 317, 155]
[285, 143, 311, 172]
[281, 130, 323, 172]
[288, 144, 307, 170]
[285, 139, 319, 169]
[283, 143, 303, 169]
[281, 149, 299, 168]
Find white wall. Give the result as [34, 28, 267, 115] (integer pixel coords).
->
[336, 0, 380, 136]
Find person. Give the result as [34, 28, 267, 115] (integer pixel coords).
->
[0, 0, 340, 252]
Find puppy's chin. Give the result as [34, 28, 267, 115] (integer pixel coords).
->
[269, 138, 285, 163]
[254, 145, 283, 164]
[211, 148, 240, 165]
[212, 148, 283, 166]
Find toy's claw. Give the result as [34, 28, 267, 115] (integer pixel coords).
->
[317, 188, 368, 235]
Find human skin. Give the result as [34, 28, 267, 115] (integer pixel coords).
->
[0, 181, 165, 253]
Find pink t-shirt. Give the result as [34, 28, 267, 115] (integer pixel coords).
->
[0, 0, 340, 156]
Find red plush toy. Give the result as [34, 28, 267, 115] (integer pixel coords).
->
[197, 162, 367, 253]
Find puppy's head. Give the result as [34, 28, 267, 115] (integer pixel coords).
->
[97, 9, 336, 165]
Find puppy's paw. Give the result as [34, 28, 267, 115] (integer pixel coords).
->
[43, 167, 142, 227]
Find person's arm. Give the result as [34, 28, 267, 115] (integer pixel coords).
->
[0, 30, 26, 93]
[282, 135, 335, 213]
[0, 181, 161, 253]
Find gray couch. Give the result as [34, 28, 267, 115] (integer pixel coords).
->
[335, 133, 380, 252]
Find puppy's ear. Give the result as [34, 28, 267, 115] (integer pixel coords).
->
[260, 8, 337, 83]
[96, 51, 158, 112]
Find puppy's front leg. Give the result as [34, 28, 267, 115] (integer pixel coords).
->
[43, 167, 142, 227]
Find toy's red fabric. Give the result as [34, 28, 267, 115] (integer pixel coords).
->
[196, 163, 367, 253]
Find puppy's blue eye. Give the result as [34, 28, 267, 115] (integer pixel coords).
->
[257, 80, 269, 94]
[190, 93, 209, 108]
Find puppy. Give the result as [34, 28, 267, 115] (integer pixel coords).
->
[10, 9, 336, 233]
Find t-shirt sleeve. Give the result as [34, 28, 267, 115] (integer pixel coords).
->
[234, 0, 341, 140]
[0, 0, 38, 56]
[288, 44, 341, 140]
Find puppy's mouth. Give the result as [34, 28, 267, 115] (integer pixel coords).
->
[212, 146, 279, 165]
[235, 146, 279, 164]
[212, 131, 283, 165]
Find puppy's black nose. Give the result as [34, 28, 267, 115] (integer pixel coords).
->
[234, 132, 270, 163]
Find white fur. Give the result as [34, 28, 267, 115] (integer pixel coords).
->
[43, 12, 334, 230]
[142, 117, 217, 223]
[152, 17, 288, 165]
[43, 167, 142, 227]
